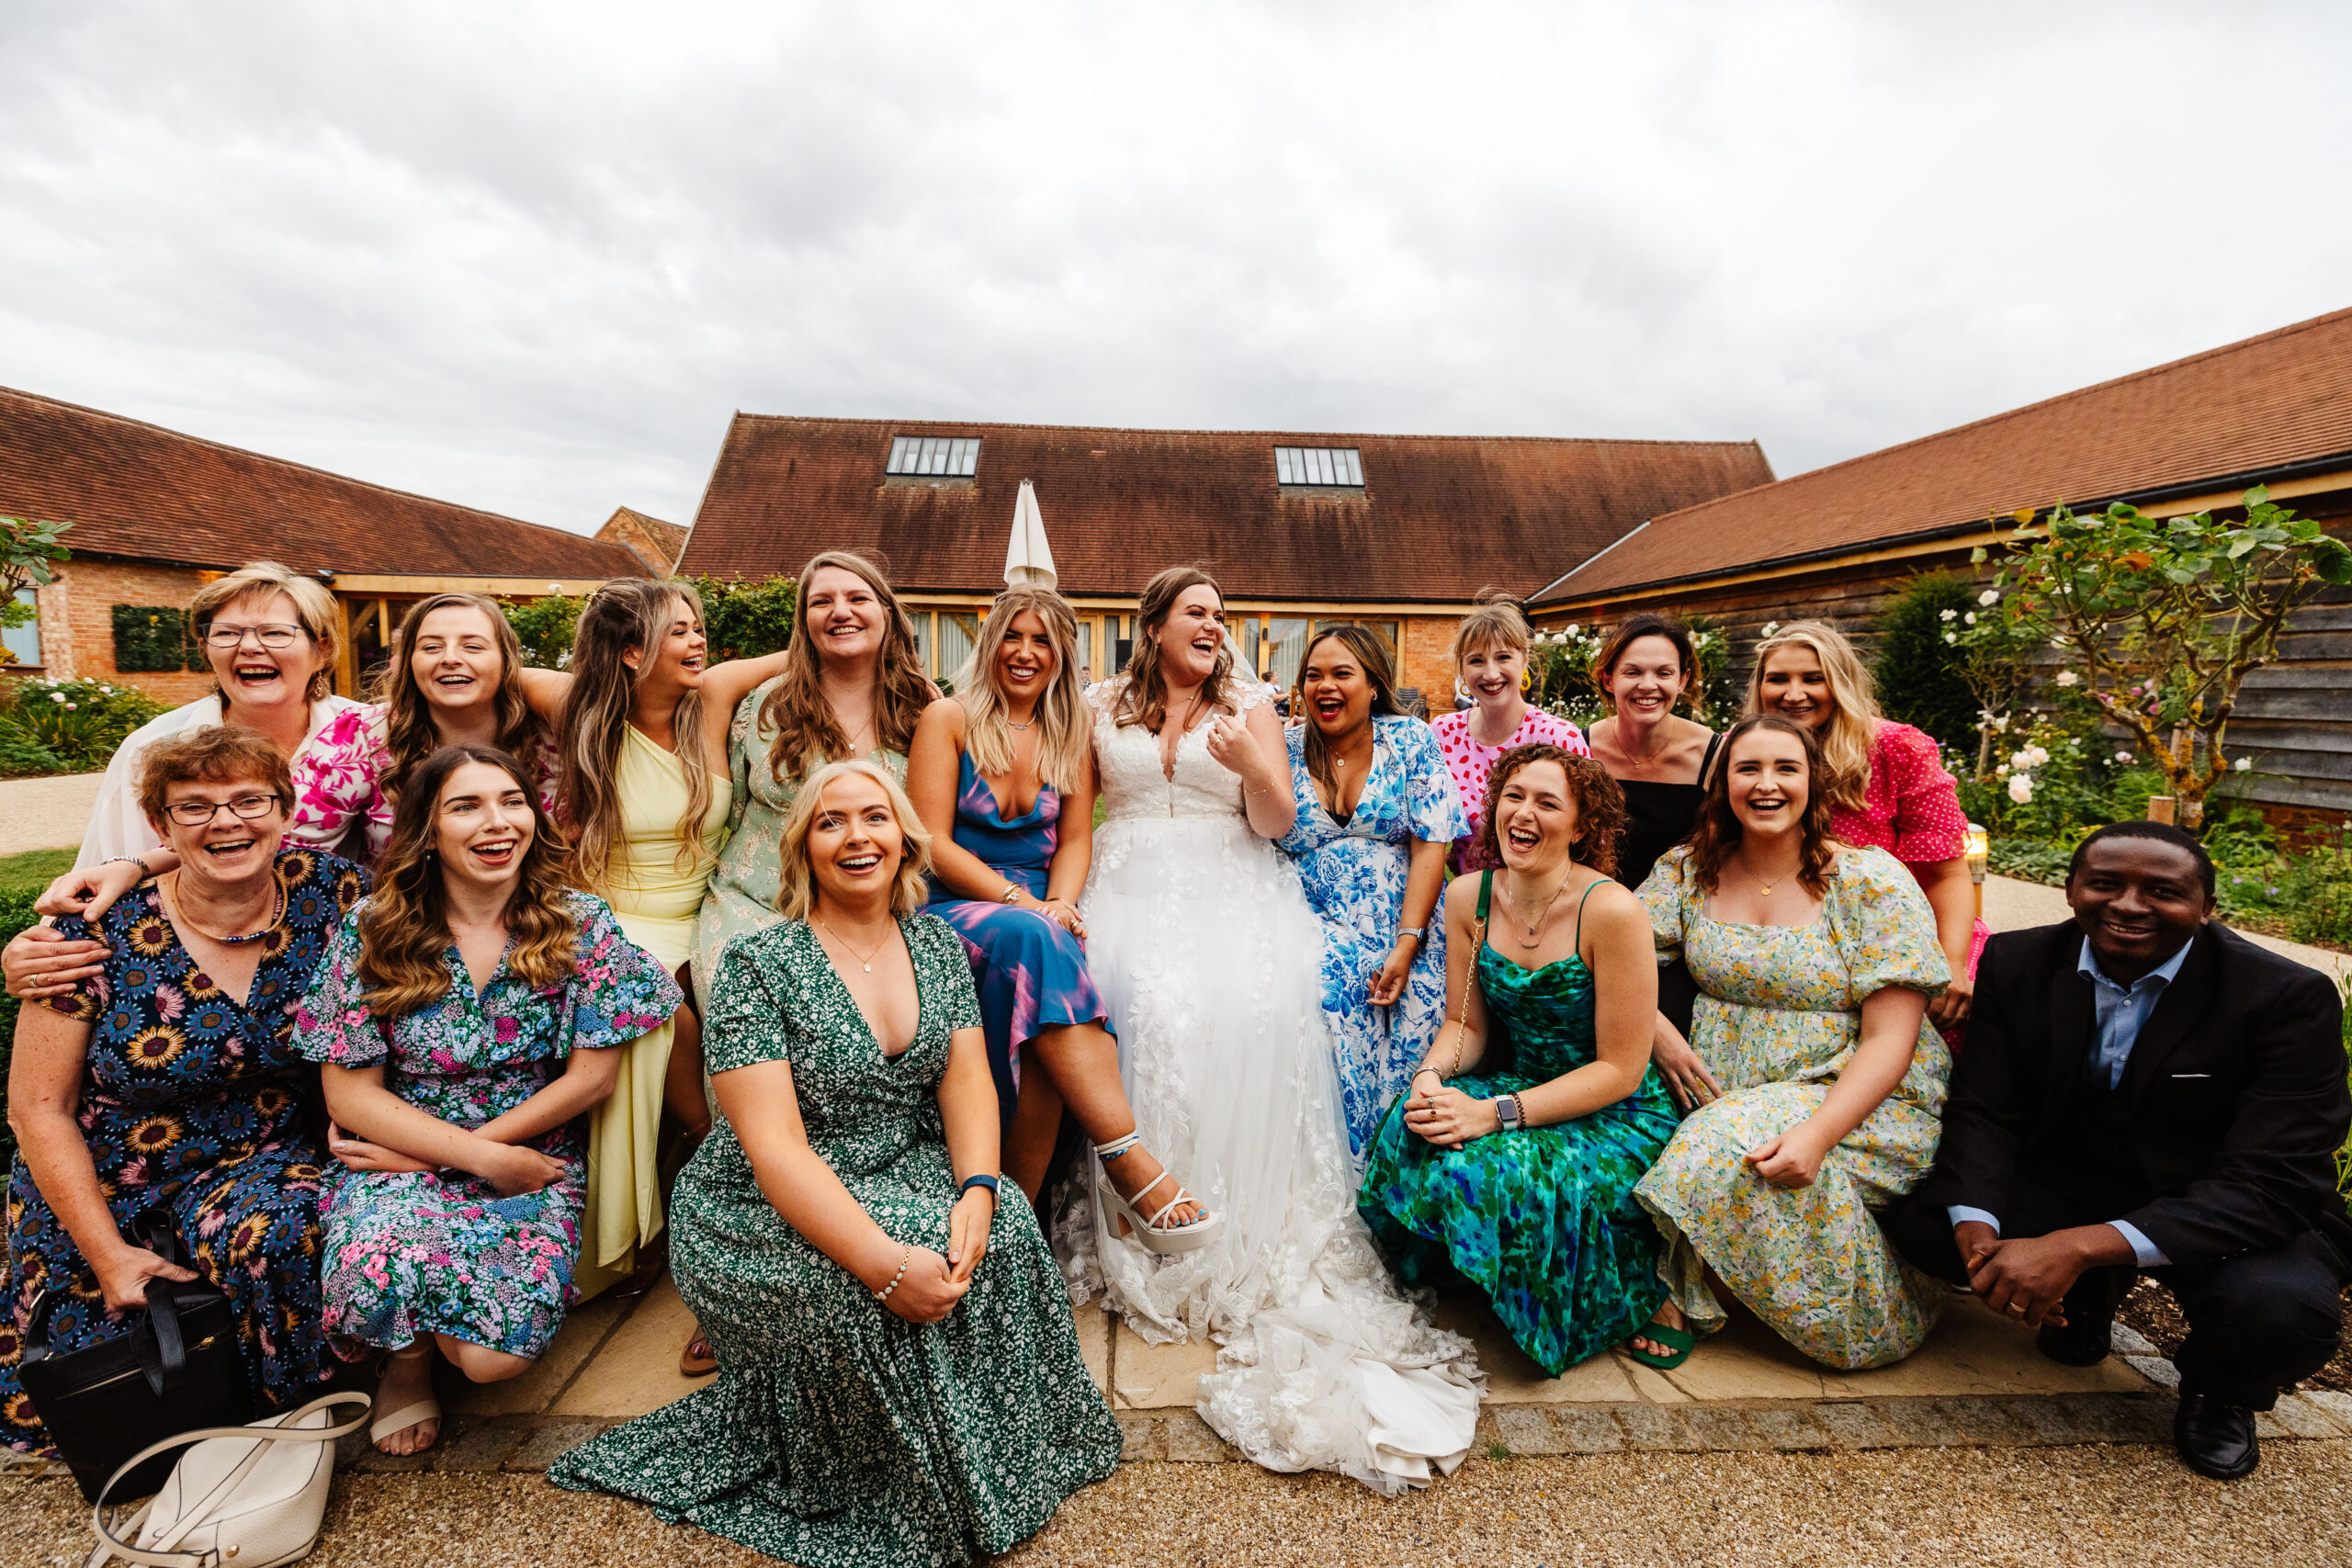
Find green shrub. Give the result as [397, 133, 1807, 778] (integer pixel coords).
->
[501, 592, 584, 671]
[691, 576, 797, 662]
[0, 676, 169, 773]
[1874, 574, 1979, 750]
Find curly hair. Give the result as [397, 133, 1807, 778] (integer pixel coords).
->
[358, 745, 580, 1018]
[1683, 716, 1838, 898]
[137, 726, 293, 829]
[1477, 743, 1625, 877]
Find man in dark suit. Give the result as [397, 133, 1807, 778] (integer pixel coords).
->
[1881, 820, 2349, 1480]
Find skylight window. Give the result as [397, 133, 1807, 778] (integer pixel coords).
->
[887, 435, 981, 478]
[1274, 446, 1363, 488]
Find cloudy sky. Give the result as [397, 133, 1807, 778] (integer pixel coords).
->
[3, 2, 2346, 535]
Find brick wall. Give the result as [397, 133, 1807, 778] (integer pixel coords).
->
[1399, 614, 1461, 709]
[38, 558, 218, 705]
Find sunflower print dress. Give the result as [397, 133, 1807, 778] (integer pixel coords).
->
[1631, 845, 1951, 1370]
[550, 914, 1122, 1568]
[293, 892, 682, 1359]
[1, 846, 368, 1453]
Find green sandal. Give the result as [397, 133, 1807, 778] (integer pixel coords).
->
[1622, 1321, 1697, 1371]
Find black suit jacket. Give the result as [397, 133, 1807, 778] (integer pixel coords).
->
[1919, 919, 2350, 1269]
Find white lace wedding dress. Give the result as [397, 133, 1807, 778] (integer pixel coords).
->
[1059, 676, 1481, 1494]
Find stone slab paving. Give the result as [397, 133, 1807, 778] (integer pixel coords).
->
[283, 1276, 2346, 1477]
[0, 771, 103, 854]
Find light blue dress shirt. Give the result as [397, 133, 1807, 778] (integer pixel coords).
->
[1949, 932, 2195, 1269]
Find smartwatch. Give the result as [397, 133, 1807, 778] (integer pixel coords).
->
[1494, 1095, 1522, 1133]
[959, 1173, 1001, 1201]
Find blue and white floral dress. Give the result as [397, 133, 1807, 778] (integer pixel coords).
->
[1278, 715, 1468, 1164]
[293, 892, 682, 1359]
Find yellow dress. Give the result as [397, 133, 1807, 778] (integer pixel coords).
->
[575, 722, 733, 1299]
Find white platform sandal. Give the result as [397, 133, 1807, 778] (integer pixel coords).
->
[1094, 1132, 1224, 1254]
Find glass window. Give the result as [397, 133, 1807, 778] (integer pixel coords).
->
[910, 609, 933, 677]
[1263, 617, 1312, 693]
[937, 612, 979, 687]
[1074, 618, 1093, 682]
[1272, 446, 1364, 490]
[888, 435, 982, 478]
[1234, 615, 1262, 680]
[2, 588, 39, 667]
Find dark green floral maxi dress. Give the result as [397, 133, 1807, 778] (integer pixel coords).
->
[549, 915, 1121, 1568]
[1357, 874, 1680, 1376]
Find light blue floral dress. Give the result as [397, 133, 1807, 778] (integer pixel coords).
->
[1279, 715, 1468, 1163]
[293, 893, 683, 1359]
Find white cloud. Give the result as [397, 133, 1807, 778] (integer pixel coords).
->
[0, 1, 2346, 533]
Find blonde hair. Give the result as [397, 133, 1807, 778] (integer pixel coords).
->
[759, 551, 933, 781]
[1448, 589, 1532, 676]
[1744, 619, 1881, 813]
[1113, 565, 1235, 731]
[774, 759, 933, 922]
[956, 587, 1090, 791]
[557, 579, 715, 889]
[188, 561, 341, 703]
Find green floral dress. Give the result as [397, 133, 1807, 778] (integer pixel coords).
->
[548, 913, 1121, 1568]
[688, 673, 908, 1012]
[1632, 845, 1951, 1370]
[1357, 875, 1680, 1376]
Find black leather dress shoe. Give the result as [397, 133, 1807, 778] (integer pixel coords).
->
[2035, 1314, 2113, 1367]
[2175, 1392, 2260, 1480]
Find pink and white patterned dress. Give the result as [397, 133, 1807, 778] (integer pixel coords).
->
[1429, 705, 1589, 874]
[288, 705, 559, 863]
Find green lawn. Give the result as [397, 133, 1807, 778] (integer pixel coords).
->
[0, 847, 73, 897]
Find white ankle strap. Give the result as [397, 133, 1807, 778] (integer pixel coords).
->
[1094, 1132, 1144, 1161]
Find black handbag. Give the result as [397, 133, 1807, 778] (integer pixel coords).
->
[18, 1211, 254, 1502]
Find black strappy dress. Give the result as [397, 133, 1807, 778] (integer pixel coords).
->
[1611, 730, 1723, 895]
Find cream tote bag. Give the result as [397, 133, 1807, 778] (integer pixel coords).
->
[86, 1392, 371, 1568]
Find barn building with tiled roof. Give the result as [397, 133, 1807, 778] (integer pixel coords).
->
[1531, 307, 2352, 819]
[0, 386, 648, 702]
[677, 415, 1774, 702]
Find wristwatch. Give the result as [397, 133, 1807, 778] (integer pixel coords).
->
[1494, 1094, 1522, 1133]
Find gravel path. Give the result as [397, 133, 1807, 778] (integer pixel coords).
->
[10, 1442, 2352, 1567]
[0, 772, 101, 855]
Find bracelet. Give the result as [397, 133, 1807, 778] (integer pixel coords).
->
[1410, 1066, 1444, 1089]
[101, 854, 153, 879]
[1001, 884, 1022, 904]
[959, 1173, 1001, 1201]
[1396, 926, 1426, 944]
[874, 1244, 911, 1303]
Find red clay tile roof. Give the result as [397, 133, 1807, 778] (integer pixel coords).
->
[597, 506, 690, 572]
[0, 385, 648, 580]
[679, 416, 1773, 603]
[1537, 307, 2352, 603]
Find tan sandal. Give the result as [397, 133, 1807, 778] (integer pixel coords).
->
[679, 1327, 718, 1378]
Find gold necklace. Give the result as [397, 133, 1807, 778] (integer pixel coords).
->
[1498, 871, 1573, 949]
[816, 917, 896, 974]
[1620, 720, 1669, 770]
[163, 872, 283, 946]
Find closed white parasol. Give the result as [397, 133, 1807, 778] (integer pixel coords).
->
[1003, 479, 1058, 592]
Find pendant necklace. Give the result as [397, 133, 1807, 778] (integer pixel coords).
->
[164, 873, 284, 946]
[1005, 709, 1037, 732]
[817, 918, 894, 974]
[1499, 873, 1572, 949]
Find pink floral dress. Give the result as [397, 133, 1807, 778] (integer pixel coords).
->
[1430, 706, 1589, 873]
[292, 892, 681, 1359]
[289, 705, 559, 863]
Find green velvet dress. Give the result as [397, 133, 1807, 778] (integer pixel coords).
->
[549, 914, 1121, 1568]
[1357, 874, 1680, 1376]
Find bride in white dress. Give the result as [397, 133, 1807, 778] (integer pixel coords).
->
[1063, 565, 1482, 1494]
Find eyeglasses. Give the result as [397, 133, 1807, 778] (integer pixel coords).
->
[201, 622, 308, 651]
[164, 793, 284, 827]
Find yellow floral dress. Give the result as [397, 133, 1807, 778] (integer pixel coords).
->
[1632, 844, 1951, 1370]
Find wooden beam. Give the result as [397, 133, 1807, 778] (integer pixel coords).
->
[328, 574, 616, 597]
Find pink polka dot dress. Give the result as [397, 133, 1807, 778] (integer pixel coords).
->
[1430, 706, 1589, 874]
[1833, 720, 1987, 1023]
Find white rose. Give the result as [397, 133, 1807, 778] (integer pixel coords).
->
[1963, 612, 1977, 626]
[2027, 746, 2050, 766]
[2115, 750, 2132, 764]
[1996, 762, 2011, 777]
[1979, 590, 2000, 606]
[1759, 622, 1779, 638]
[2234, 756, 2253, 772]
[48, 692, 63, 703]
[1939, 609, 1958, 623]
[2054, 670, 2078, 687]
[2008, 773, 2035, 804]
[2009, 749, 2035, 772]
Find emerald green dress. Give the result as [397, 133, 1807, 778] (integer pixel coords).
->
[1357, 874, 1680, 1376]
[549, 914, 1122, 1568]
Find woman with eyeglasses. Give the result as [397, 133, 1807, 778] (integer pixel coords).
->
[4, 561, 361, 1005]
[1, 728, 370, 1458]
